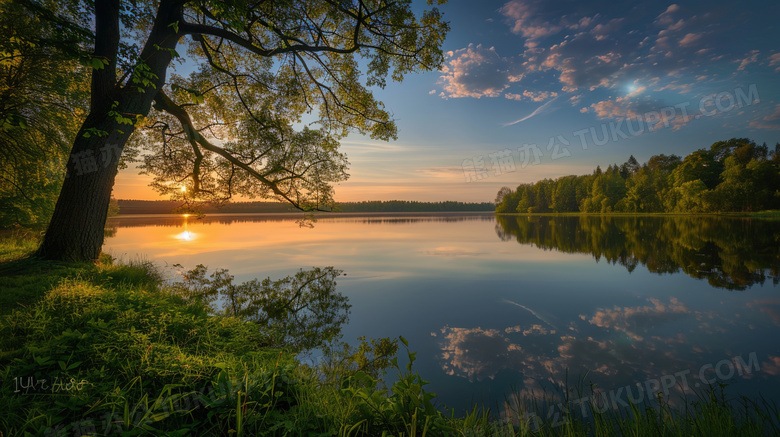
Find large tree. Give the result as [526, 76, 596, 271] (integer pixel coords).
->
[23, 0, 448, 261]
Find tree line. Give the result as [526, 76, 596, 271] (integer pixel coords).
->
[495, 138, 780, 214]
[114, 199, 494, 214]
[334, 200, 494, 212]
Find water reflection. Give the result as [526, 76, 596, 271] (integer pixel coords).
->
[173, 215, 196, 241]
[102, 212, 780, 412]
[431, 215, 780, 412]
[434, 293, 780, 410]
[107, 212, 495, 229]
[495, 215, 780, 290]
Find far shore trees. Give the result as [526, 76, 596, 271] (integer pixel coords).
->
[495, 139, 780, 214]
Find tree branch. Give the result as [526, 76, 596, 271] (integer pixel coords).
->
[152, 90, 304, 209]
[180, 22, 360, 57]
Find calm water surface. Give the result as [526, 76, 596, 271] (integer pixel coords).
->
[104, 213, 780, 415]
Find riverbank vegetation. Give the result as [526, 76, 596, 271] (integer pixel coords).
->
[2, 236, 779, 436]
[495, 138, 780, 214]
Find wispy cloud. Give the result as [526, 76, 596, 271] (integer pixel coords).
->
[749, 104, 780, 130]
[503, 96, 558, 126]
[737, 49, 760, 71]
[503, 299, 558, 330]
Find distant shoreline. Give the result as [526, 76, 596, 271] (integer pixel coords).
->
[116, 199, 496, 215]
[112, 211, 497, 217]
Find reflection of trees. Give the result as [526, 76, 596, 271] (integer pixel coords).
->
[106, 213, 495, 229]
[495, 215, 780, 290]
[167, 265, 349, 352]
[103, 223, 118, 238]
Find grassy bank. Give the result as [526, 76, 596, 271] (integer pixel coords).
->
[1, 237, 778, 436]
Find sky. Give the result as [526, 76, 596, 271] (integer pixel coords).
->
[112, 0, 780, 203]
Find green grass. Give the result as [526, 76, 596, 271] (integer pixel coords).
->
[1, 235, 778, 436]
[0, 230, 41, 262]
[744, 210, 780, 218]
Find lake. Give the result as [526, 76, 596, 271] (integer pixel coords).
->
[104, 213, 780, 419]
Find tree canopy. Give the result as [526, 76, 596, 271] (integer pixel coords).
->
[495, 138, 780, 214]
[9, 0, 449, 261]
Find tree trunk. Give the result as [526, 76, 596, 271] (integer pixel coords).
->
[36, 114, 129, 261]
[36, 0, 181, 261]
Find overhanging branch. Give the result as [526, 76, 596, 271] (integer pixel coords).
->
[152, 90, 305, 209]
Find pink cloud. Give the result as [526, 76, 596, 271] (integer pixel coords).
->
[438, 44, 517, 98]
[504, 90, 558, 102]
[737, 49, 760, 71]
[749, 104, 780, 130]
[500, 0, 562, 47]
[655, 4, 684, 30]
[587, 298, 691, 341]
[746, 298, 780, 325]
[769, 53, 780, 72]
[761, 356, 780, 376]
[587, 94, 695, 131]
[437, 326, 525, 381]
[679, 32, 702, 47]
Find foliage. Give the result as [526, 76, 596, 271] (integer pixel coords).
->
[0, 245, 455, 436]
[495, 138, 780, 215]
[0, 1, 89, 228]
[0, 256, 296, 435]
[18, 0, 449, 261]
[18, 0, 449, 211]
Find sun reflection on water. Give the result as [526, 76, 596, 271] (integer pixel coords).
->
[175, 230, 195, 241]
[174, 214, 195, 241]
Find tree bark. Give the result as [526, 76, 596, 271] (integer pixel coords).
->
[37, 0, 181, 261]
[36, 126, 124, 261]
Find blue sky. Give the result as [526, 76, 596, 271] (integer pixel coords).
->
[114, 0, 780, 203]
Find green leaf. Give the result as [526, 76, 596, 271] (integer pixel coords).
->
[34, 355, 53, 366]
[90, 57, 108, 70]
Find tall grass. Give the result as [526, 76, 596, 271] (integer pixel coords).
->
[0, 229, 40, 262]
[1, 236, 779, 436]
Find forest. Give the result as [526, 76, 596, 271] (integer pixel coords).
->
[495, 138, 780, 214]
